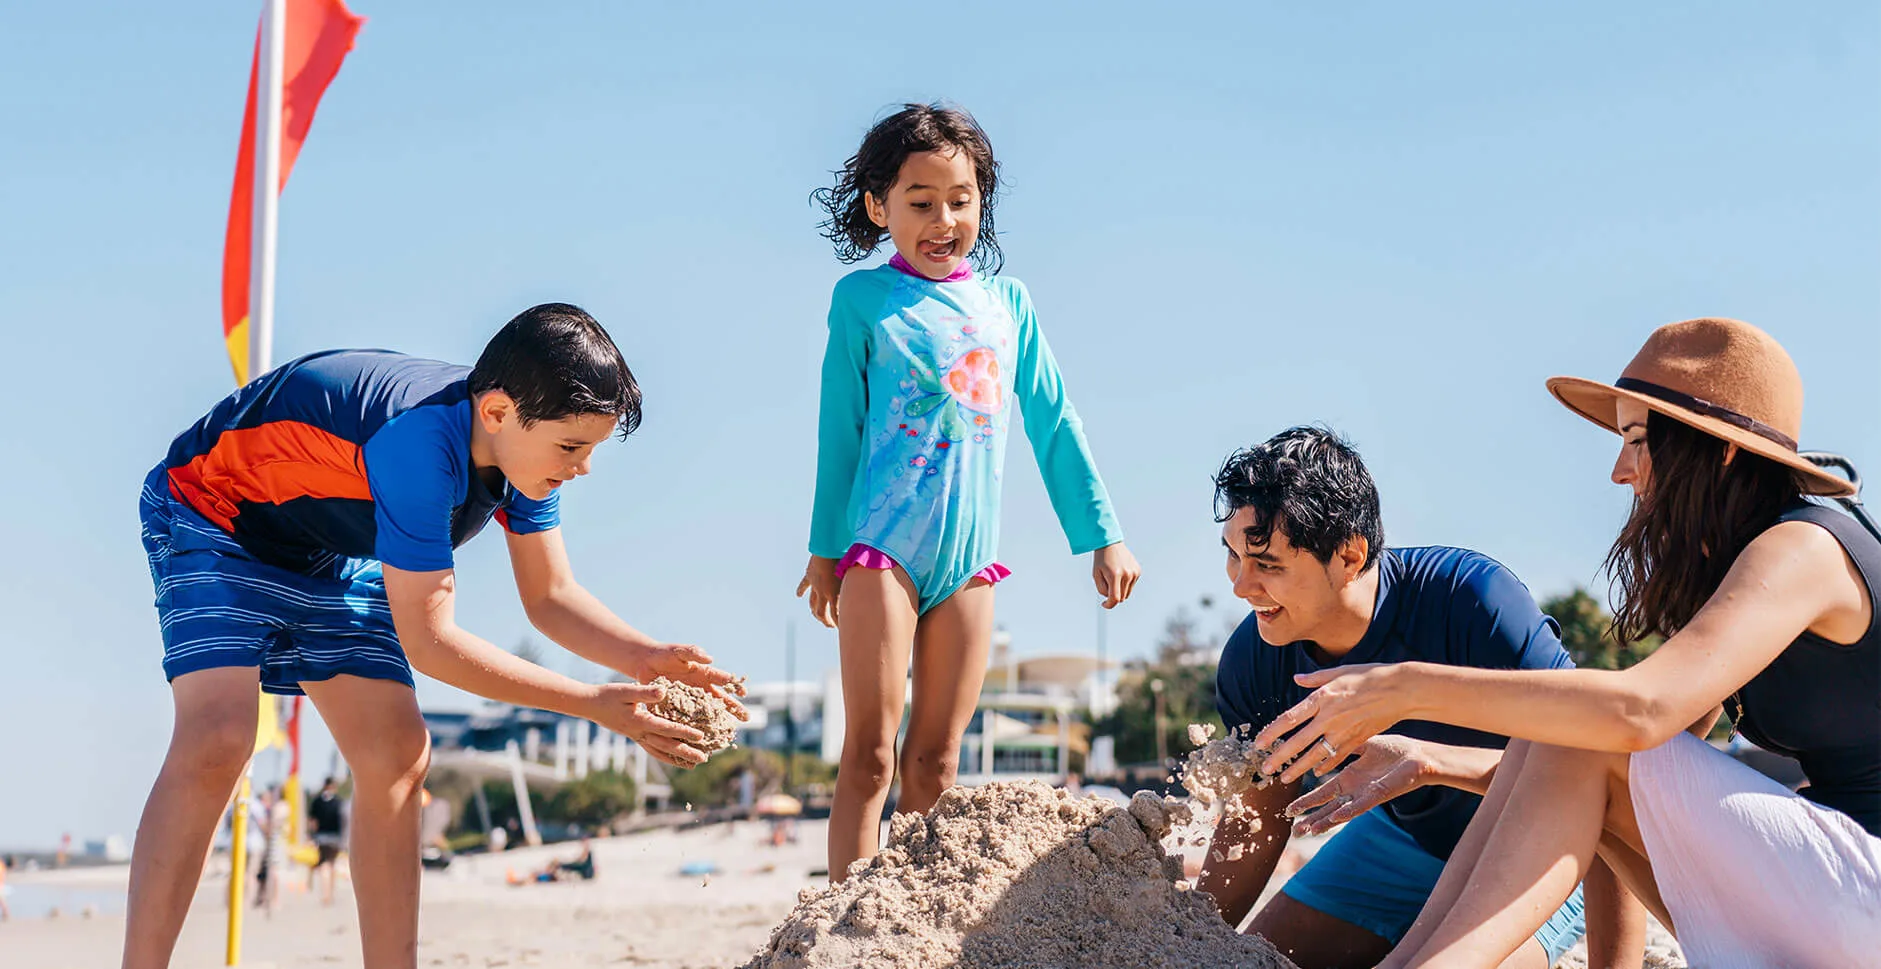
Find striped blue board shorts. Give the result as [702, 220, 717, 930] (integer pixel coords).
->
[139, 465, 413, 696]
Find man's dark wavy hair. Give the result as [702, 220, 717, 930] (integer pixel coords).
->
[1213, 426, 1384, 569]
[812, 102, 1004, 274]
[468, 303, 642, 439]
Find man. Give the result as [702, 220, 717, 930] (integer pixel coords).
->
[1197, 427, 1641, 969]
[306, 777, 345, 906]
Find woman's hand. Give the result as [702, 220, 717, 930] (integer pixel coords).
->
[1092, 542, 1141, 609]
[1255, 663, 1421, 784]
[796, 555, 842, 628]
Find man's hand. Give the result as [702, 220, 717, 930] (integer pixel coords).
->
[1284, 735, 1430, 836]
[616, 642, 748, 719]
[581, 682, 711, 768]
[1092, 542, 1141, 609]
[796, 555, 841, 628]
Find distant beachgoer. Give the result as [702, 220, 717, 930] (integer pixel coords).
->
[801, 102, 1140, 883]
[507, 836, 595, 885]
[251, 786, 288, 917]
[306, 776, 345, 906]
[1263, 320, 1881, 966]
[122, 307, 744, 968]
[486, 824, 508, 853]
[1, 853, 12, 921]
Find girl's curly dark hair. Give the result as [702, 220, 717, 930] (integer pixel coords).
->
[813, 102, 1003, 274]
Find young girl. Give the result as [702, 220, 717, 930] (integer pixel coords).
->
[799, 103, 1141, 880]
[1258, 318, 1881, 967]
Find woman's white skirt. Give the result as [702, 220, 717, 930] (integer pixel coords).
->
[1630, 732, 1881, 968]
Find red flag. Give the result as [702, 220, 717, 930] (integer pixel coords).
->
[221, 0, 364, 384]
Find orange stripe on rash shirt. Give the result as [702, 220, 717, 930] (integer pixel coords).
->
[168, 420, 371, 531]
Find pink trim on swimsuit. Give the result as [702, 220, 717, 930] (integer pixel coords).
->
[835, 542, 1010, 587]
[888, 251, 974, 283]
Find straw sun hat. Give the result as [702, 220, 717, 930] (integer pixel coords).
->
[1547, 317, 1854, 498]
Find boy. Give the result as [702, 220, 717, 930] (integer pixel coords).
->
[125, 303, 740, 968]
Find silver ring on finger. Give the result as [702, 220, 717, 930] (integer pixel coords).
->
[1319, 739, 1338, 760]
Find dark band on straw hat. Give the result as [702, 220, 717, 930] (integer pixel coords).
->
[1613, 377, 1799, 452]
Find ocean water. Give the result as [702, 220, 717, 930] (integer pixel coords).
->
[3, 882, 128, 920]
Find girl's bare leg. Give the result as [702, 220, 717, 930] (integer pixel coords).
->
[827, 566, 920, 881]
[898, 578, 996, 814]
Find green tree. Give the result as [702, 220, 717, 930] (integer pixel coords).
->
[512, 638, 546, 666]
[544, 770, 638, 829]
[1541, 587, 1661, 671]
[1094, 608, 1224, 767]
[670, 748, 836, 810]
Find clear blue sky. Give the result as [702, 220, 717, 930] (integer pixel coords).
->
[2, 2, 1875, 849]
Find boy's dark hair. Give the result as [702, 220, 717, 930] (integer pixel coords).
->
[813, 102, 1004, 273]
[469, 303, 642, 438]
[1213, 426, 1384, 570]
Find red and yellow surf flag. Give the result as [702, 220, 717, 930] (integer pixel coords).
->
[221, 0, 364, 385]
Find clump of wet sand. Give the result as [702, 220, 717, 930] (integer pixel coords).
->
[1175, 723, 1282, 826]
[739, 780, 1298, 969]
[649, 677, 745, 754]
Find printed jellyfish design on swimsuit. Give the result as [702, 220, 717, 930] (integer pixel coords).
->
[808, 262, 1124, 614]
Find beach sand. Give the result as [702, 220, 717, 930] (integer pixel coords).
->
[4, 813, 1685, 968]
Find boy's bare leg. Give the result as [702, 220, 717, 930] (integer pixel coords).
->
[122, 667, 262, 969]
[303, 675, 430, 969]
[898, 578, 995, 814]
[827, 566, 919, 881]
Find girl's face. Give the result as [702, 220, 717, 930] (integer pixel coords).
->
[865, 148, 981, 280]
[1612, 399, 1653, 497]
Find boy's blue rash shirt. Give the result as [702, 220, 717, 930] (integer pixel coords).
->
[159, 349, 559, 576]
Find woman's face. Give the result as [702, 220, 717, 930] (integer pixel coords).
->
[1612, 399, 1652, 497]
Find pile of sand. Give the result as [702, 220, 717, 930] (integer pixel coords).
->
[738, 781, 1298, 969]
[649, 677, 744, 754]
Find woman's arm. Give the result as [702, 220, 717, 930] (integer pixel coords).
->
[1257, 520, 1859, 780]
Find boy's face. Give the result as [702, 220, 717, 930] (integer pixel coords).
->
[476, 391, 617, 501]
[1220, 506, 1352, 648]
[865, 148, 981, 280]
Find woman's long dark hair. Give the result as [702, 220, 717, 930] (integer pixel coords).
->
[1604, 411, 1805, 643]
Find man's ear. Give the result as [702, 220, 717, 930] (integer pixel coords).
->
[1337, 534, 1369, 583]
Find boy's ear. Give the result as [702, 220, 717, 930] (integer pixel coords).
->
[475, 390, 516, 433]
[864, 191, 889, 229]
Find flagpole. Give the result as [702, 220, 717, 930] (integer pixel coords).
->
[230, 9, 285, 962]
[249, 0, 286, 382]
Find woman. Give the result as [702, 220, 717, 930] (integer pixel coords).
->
[1255, 318, 1879, 967]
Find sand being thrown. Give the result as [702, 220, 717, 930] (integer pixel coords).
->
[649, 676, 745, 754]
[740, 774, 1298, 969]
